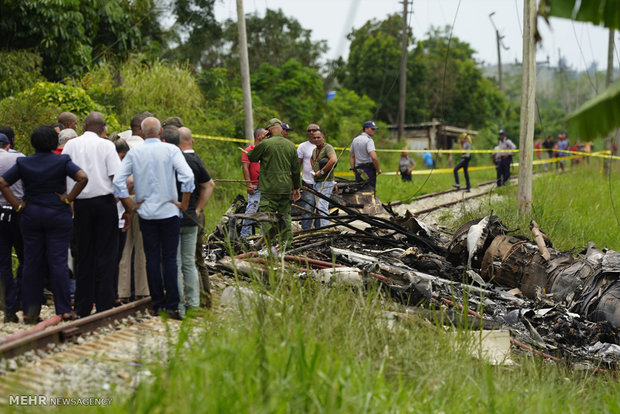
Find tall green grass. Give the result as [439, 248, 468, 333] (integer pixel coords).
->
[40, 158, 620, 413]
[96, 275, 620, 413]
[450, 161, 620, 251]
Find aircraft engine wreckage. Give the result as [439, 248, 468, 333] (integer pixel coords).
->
[205, 188, 620, 368]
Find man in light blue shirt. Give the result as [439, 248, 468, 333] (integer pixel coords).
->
[113, 117, 194, 318]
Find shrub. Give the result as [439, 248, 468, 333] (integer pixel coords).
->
[0, 50, 44, 100]
[0, 82, 119, 153]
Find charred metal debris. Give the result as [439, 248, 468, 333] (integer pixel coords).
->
[205, 185, 619, 369]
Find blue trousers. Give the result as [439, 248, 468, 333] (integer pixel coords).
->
[313, 181, 335, 228]
[354, 164, 377, 191]
[299, 182, 316, 230]
[453, 157, 471, 189]
[497, 156, 512, 186]
[240, 186, 261, 238]
[139, 216, 181, 313]
[0, 209, 23, 314]
[20, 203, 72, 317]
[177, 225, 199, 312]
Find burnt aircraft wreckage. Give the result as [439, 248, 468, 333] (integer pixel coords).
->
[206, 181, 620, 368]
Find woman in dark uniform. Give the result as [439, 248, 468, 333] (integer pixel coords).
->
[0, 126, 88, 323]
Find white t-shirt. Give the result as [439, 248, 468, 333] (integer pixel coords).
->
[297, 140, 316, 184]
[62, 131, 121, 199]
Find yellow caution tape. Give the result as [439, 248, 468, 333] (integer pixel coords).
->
[192, 133, 620, 160]
[193, 133, 252, 144]
[333, 155, 583, 177]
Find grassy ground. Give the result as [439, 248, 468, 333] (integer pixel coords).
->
[105, 276, 619, 413]
[114, 157, 616, 413]
[14, 156, 618, 413]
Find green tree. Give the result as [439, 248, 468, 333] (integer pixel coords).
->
[0, 51, 44, 99]
[0, 0, 163, 81]
[340, 14, 404, 123]
[221, 9, 327, 73]
[163, 0, 223, 68]
[341, 19, 504, 128]
[319, 89, 376, 147]
[252, 59, 325, 129]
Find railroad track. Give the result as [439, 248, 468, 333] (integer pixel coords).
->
[384, 179, 498, 207]
[0, 298, 153, 359]
[0, 314, 182, 404]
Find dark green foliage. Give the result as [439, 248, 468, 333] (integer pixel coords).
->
[341, 19, 505, 129]
[252, 59, 326, 129]
[164, 0, 223, 68]
[222, 9, 328, 73]
[0, 51, 44, 99]
[340, 14, 404, 123]
[0, 0, 164, 81]
[0, 82, 120, 154]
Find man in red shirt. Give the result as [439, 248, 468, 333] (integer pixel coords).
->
[240, 127, 268, 238]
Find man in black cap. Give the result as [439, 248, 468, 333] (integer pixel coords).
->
[247, 118, 301, 249]
[349, 121, 382, 191]
[281, 123, 293, 139]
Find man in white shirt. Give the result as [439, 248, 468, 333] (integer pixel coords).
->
[62, 112, 122, 317]
[297, 123, 318, 230]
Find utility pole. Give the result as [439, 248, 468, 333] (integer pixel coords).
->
[236, 0, 254, 141]
[489, 12, 509, 92]
[398, 0, 410, 141]
[517, 0, 536, 214]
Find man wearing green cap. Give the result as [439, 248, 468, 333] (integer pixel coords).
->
[247, 118, 301, 249]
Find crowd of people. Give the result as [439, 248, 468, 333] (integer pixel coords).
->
[0, 111, 215, 323]
[240, 119, 382, 249]
[2, 112, 591, 324]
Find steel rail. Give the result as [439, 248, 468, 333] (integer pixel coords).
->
[0, 298, 152, 359]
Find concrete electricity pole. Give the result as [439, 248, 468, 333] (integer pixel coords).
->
[489, 12, 509, 92]
[236, 0, 254, 141]
[517, 0, 536, 214]
[398, 0, 410, 141]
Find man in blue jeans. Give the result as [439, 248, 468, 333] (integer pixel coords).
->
[113, 117, 194, 319]
[240, 127, 267, 238]
[174, 127, 214, 315]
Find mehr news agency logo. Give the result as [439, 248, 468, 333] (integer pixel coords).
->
[9, 395, 113, 406]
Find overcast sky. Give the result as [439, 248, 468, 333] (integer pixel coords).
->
[215, 0, 615, 71]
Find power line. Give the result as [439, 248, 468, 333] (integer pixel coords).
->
[571, 20, 598, 94]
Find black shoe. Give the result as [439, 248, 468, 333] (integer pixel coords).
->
[159, 309, 183, 320]
[4, 312, 18, 323]
[23, 315, 42, 325]
[453, 184, 460, 189]
[465, 189, 471, 193]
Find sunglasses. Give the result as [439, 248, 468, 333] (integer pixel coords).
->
[307, 128, 320, 133]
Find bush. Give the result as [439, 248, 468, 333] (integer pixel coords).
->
[0, 81, 119, 153]
[0, 95, 59, 154]
[117, 59, 205, 127]
[0, 50, 44, 100]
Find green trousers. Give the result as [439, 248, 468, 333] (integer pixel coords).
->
[258, 193, 292, 249]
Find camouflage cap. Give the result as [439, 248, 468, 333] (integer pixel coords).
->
[266, 118, 282, 129]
